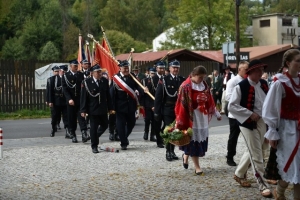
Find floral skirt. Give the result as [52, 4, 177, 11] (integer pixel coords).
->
[179, 137, 208, 157]
[263, 147, 281, 180]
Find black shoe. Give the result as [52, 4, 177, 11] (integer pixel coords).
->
[182, 154, 188, 169]
[57, 123, 61, 130]
[92, 147, 99, 154]
[65, 129, 72, 139]
[72, 135, 78, 143]
[115, 134, 120, 141]
[226, 159, 237, 166]
[82, 131, 88, 143]
[166, 152, 173, 161]
[121, 145, 127, 150]
[109, 133, 115, 141]
[171, 152, 179, 160]
[195, 170, 204, 175]
[150, 135, 157, 142]
[143, 132, 148, 140]
[50, 129, 55, 137]
[157, 144, 164, 148]
[87, 133, 91, 140]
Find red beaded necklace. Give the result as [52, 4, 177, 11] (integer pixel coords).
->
[286, 72, 300, 92]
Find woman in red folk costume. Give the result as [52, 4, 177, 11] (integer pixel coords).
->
[262, 49, 300, 200]
[175, 66, 221, 175]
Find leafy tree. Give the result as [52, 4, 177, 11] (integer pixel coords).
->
[63, 21, 80, 60]
[38, 41, 60, 61]
[271, 0, 300, 14]
[1, 37, 25, 60]
[104, 30, 148, 55]
[161, 0, 250, 50]
[100, 0, 162, 44]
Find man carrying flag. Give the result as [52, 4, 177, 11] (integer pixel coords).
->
[110, 60, 143, 150]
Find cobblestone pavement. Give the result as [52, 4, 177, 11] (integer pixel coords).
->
[0, 134, 294, 200]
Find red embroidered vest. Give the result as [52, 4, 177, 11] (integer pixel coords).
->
[280, 82, 300, 120]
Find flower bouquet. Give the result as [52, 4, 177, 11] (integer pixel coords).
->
[160, 121, 193, 146]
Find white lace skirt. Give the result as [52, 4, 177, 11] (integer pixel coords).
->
[192, 109, 209, 142]
[277, 119, 300, 184]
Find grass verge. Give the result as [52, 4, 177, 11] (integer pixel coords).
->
[0, 108, 51, 120]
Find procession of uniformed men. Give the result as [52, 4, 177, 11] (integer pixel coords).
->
[46, 58, 187, 157]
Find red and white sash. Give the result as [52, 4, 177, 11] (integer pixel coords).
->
[113, 75, 139, 105]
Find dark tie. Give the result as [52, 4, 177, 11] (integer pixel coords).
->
[175, 76, 179, 87]
[97, 80, 100, 87]
[123, 76, 127, 82]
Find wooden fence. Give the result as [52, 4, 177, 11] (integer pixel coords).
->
[0, 60, 51, 112]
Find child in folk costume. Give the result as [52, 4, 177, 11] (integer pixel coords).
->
[262, 49, 300, 200]
[175, 66, 221, 175]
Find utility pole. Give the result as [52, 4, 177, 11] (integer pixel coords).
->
[235, 0, 241, 68]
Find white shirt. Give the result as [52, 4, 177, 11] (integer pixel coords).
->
[70, 71, 76, 75]
[93, 77, 99, 86]
[263, 73, 300, 140]
[156, 73, 163, 79]
[228, 77, 266, 124]
[225, 74, 244, 119]
[223, 73, 235, 85]
[191, 81, 221, 119]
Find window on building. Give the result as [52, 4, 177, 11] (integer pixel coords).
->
[260, 20, 270, 27]
[282, 18, 292, 26]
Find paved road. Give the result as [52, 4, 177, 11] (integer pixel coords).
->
[0, 116, 228, 139]
[0, 116, 228, 149]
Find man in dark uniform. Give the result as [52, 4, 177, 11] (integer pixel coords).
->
[220, 66, 235, 114]
[80, 59, 91, 138]
[48, 65, 69, 138]
[62, 59, 88, 143]
[80, 64, 113, 153]
[81, 59, 91, 78]
[154, 60, 185, 161]
[46, 66, 60, 136]
[132, 65, 146, 81]
[110, 60, 142, 150]
[144, 61, 166, 148]
[212, 70, 223, 111]
[108, 81, 120, 142]
[141, 67, 157, 142]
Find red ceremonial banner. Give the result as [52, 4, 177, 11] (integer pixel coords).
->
[93, 39, 119, 79]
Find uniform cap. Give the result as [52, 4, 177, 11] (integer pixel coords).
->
[149, 67, 156, 73]
[69, 59, 79, 65]
[169, 60, 180, 67]
[118, 60, 130, 67]
[81, 59, 90, 64]
[156, 61, 166, 68]
[90, 64, 102, 72]
[52, 65, 60, 71]
[59, 65, 68, 72]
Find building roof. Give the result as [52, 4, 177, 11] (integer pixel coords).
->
[115, 48, 216, 62]
[194, 44, 296, 67]
[252, 13, 299, 19]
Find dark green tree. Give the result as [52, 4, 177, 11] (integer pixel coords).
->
[104, 30, 148, 55]
[38, 41, 60, 61]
